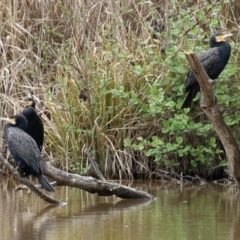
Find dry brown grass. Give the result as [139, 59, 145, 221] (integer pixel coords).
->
[0, 0, 239, 178]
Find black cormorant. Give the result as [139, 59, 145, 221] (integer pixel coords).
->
[181, 33, 232, 109]
[3, 114, 55, 192]
[22, 97, 44, 152]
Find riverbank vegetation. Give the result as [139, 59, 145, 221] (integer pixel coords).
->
[0, 0, 239, 180]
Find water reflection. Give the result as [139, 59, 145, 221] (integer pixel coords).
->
[1, 178, 240, 240]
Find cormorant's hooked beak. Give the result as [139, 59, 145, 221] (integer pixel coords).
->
[0, 117, 16, 124]
[216, 33, 233, 42]
[19, 99, 33, 107]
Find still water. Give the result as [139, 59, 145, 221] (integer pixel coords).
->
[1, 177, 240, 240]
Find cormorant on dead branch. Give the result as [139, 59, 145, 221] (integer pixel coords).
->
[181, 33, 232, 109]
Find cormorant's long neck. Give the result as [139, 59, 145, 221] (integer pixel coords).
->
[13, 118, 28, 131]
[17, 121, 28, 131]
[23, 106, 37, 118]
[218, 42, 231, 62]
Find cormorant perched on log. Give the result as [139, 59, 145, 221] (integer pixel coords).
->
[22, 97, 44, 152]
[181, 33, 232, 109]
[3, 115, 55, 192]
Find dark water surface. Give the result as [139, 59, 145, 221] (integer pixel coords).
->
[1, 177, 240, 240]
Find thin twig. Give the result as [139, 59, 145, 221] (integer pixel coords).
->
[84, 148, 107, 182]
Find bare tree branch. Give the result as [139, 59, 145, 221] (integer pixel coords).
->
[184, 51, 240, 184]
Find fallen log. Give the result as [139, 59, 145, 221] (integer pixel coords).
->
[0, 152, 155, 203]
[42, 160, 155, 199]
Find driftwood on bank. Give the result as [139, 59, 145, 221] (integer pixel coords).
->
[184, 51, 240, 184]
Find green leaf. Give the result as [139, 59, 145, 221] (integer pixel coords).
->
[176, 136, 183, 144]
[137, 136, 143, 141]
[191, 160, 197, 168]
[124, 138, 131, 147]
[165, 48, 175, 55]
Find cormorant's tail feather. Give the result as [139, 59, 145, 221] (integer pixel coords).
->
[181, 91, 195, 109]
[38, 175, 55, 192]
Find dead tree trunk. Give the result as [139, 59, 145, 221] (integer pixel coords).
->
[184, 51, 240, 184]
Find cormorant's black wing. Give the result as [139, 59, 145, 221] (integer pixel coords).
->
[185, 48, 220, 90]
[5, 127, 42, 175]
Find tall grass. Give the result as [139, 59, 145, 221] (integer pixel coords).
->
[0, 0, 239, 179]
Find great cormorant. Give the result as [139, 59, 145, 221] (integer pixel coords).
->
[181, 33, 232, 109]
[3, 114, 55, 192]
[22, 97, 44, 151]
